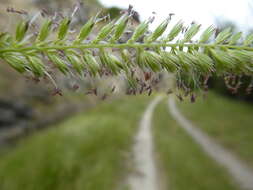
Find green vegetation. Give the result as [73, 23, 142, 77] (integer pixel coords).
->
[0, 95, 150, 190]
[177, 92, 253, 167]
[153, 100, 238, 190]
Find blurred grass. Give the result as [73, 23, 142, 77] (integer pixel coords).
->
[153, 100, 238, 190]
[177, 92, 253, 168]
[0, 95, 150, 190]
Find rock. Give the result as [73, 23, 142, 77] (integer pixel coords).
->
[0, 100, 34, 128]
[12, 102, 34, 119]
[0, 108, 16, 126]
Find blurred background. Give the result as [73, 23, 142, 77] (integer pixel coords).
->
[0, 0, 252, 190]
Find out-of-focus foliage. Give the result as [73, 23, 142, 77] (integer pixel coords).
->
[0, 95, 151, 190]
[178, 91, 253, 167]
[209, 19, 253, 102]
[153, 100, 238, 190]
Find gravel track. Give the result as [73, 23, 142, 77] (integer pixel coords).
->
[128, 96, 163, 190]
[168, 97, 253, 190]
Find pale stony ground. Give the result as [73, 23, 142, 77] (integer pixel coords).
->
[168, 96, 253, 190]
[128, 96, 163, 190]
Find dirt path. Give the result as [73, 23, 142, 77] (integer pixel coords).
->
[168, 97, 253, 190]
[128, 96, 163, 190]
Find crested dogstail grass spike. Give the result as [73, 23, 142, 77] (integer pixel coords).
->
[0, 8, 253, 97]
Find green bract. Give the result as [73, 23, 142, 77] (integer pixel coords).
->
[2, 53, 27, 73]
[37, 19, 52, 42]
[146, 18, 170, 43]
[58, 18, 71, 40]
[110, 14, 128, 42]
[182, 23, 201, 43]
[165, 21, 183, 42]
[199, 25, 215, 43]
[66, 51, 84, 75]
[47, 53, 69, 75]
[15, 20, 29, 42]
[76, 17, 95, 43]
[215, 28, 232, 44]
[128, 21, 149, 43]
[92, 21, 114, 43]
[27, 56, 45, 77]
[83, 53, 100, 76]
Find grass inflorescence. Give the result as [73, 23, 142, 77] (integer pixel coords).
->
[0, 6, 253, 95]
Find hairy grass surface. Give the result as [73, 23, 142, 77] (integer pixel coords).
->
[0, 95, 150, 190]
[153, 100, 238, 190]
[177, 92, 253, 168]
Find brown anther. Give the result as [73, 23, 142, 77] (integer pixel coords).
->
[246, 85, 252, 95]
[111, 86, 116, 93]
[149, 16, 155, 23]
[72, 84, 79, 91]
[41, 9, 49, 17]
[140, 85, 144, 94]
[148, 88, 152, 96]
[166, 89, 173, 94]
[126, 88, 132, 95]
[176, 94, 183, 102]
[7, 7, 28, 15]
[169, 13, 175, 20]
[190, 94, 196, 103]
[93, 88, 98, 96]
[203, 85, 209, 92]
[144, 72, 151, 81]
[184, 90, 190, 97]
[85, 91, 92, 95]
[131, 69, 135, 77]
[203, 75, 210, 85]
[32, 77, 40, 83]
[101, 93, 107, 100]
[52, 88, 63, 96]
